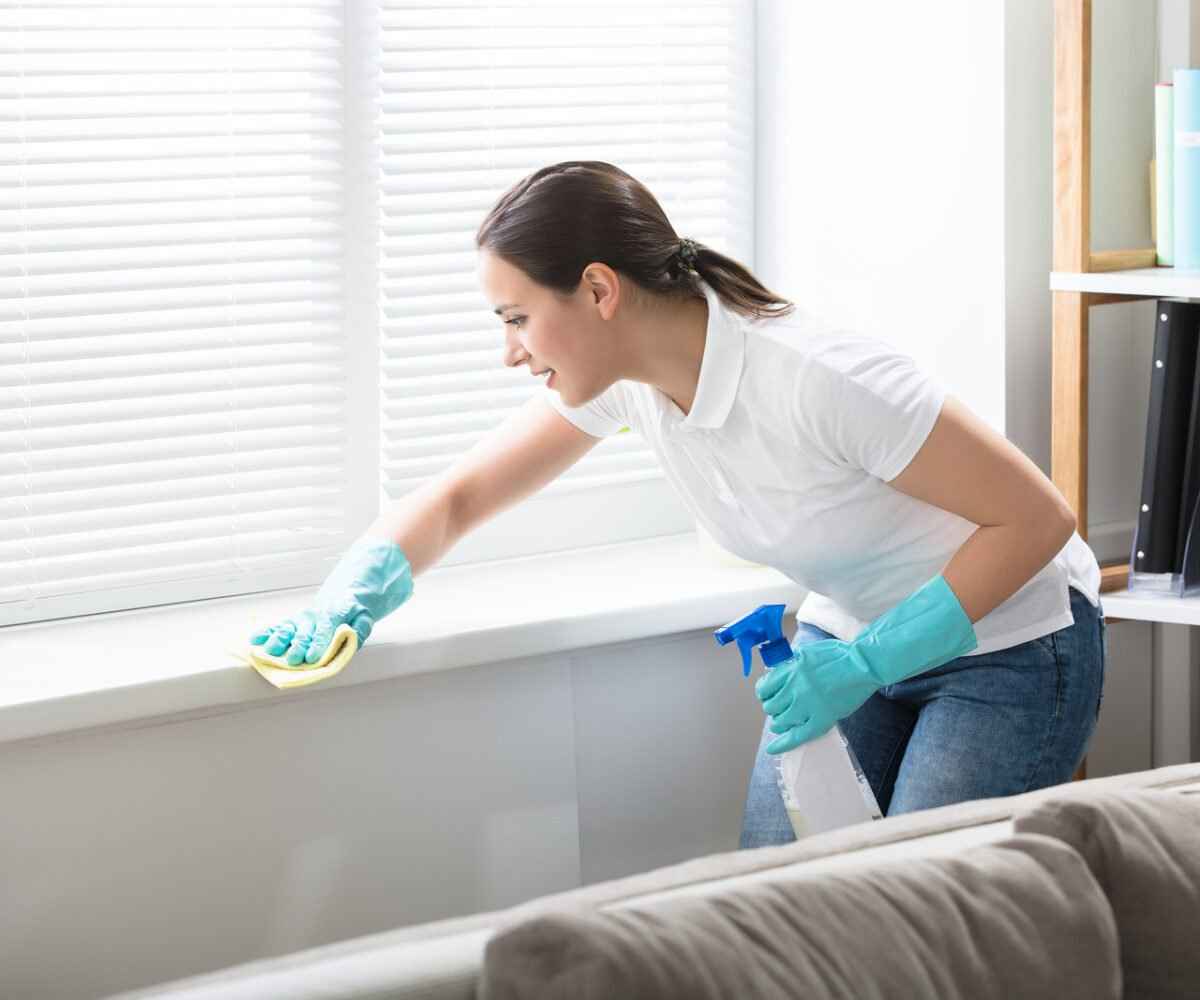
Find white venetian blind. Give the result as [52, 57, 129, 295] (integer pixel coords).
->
[2, 1, 352, 627]
[377, 0, 755, 563]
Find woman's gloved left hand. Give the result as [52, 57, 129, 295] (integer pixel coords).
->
[756, 574, 978, 754]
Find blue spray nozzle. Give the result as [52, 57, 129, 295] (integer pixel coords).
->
[713, 604, 794, 677]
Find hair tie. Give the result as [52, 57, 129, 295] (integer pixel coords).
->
[677, 238, 699, 268]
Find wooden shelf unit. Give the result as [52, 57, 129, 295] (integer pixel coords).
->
[1052, 0, 1177, 614]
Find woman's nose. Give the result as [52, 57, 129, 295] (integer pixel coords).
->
[503, 332, 530, 368]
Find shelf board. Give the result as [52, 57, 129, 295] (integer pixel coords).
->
[1100, 563, 1200, 625]
[1100, 587, 1200, 627]
[1050, 267, 1200, 299]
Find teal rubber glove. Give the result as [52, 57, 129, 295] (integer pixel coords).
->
[756, 574, 978, 754]
[249, 534, 414, 667]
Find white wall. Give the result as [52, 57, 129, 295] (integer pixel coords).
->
[755, 0, 1007, 430]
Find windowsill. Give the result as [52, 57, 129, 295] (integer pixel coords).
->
[0, 532, 806, 749]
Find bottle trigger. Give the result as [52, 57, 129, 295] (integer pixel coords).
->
[713, 604, 794, 676]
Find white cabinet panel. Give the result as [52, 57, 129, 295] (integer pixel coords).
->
[569, 624, 776, 885]
[1088, 619, 1154, 777]
[0, 654, 580, 999]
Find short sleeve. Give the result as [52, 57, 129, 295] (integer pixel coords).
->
[793, 338, 947, 482]
[539, 383, 626, 439]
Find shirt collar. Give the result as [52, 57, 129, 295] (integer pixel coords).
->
[675, 278, 746, 431]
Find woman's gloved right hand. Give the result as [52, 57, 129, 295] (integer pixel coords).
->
[249, 533, 414, 666]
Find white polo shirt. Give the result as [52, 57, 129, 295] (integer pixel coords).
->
[541, 278, 1101, 656]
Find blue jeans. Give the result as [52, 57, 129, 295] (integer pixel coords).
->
[739, 586, 1107, 848]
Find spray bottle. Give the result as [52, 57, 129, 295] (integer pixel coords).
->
[715, 604, 883, 839]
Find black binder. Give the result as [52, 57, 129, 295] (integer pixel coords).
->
[1134, 300, 1200, 576]
[1177, 322, 1200, 571]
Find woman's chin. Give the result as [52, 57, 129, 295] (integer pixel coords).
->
[550, 373, 571, 402]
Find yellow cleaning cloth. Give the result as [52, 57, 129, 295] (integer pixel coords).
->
[230, 623, 360, 690]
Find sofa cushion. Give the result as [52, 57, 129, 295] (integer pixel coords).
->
[478, 833, 1120, 1000]
[1013, 788, 1200, 1000]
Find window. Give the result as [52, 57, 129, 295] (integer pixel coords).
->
[3, 0, 755, 627]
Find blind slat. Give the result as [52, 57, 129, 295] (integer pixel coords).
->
[1, 218, 341, 255]
[0, 157, 339, 188]
[2, 471, 345, 523]
[0, 441, 346, 502]
[2, 242, 341, 278]
[1, 360, 346, 409]
[0, 258, 341, 300]
[5, 185, 340, 215]
[1, 135, 341, 167]
[1, 300, 341, 343]
[0, 392, 344, 437]
[0, 509, 343, 556]
[1, 279, 343, 323]
[2, 536, 344, 606]
[0, 402, 343, 460]
[1, 542, 338, 605]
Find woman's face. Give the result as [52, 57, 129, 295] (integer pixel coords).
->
[476, 249, 621, 408]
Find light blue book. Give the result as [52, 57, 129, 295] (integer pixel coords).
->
[1174, 70, 1200, 269]
[1157, 83, 1174, 266]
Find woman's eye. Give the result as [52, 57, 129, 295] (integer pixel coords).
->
[505, 316, 525, 328]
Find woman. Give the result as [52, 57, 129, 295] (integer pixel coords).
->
[252, 161, 1106, 843]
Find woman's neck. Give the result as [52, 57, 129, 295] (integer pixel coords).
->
[623, 295, 709, 416]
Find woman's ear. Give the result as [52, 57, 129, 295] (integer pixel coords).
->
[582, 263, 620, 319]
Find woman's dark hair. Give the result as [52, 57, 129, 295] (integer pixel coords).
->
[475, 161, 794, 321]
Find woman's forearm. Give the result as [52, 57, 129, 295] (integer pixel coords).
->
[940, 518, 1076, 623]
[362, 479, 464, 579]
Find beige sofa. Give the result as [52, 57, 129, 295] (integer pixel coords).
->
[109, 762, 1200, 1000]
